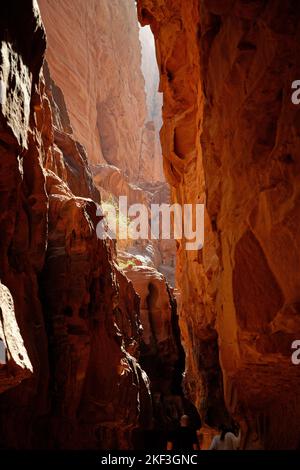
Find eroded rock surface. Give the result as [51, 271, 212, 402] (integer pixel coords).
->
[38, 0, 163, 183]
[123, 263, 201, 447]
[0, 1, 152, 449]
[137, 0, 300, 449]
[0, 281, 33, 393]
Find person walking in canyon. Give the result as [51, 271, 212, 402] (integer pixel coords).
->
[166, 415, 200, 450]
[209, 422, 241, 450]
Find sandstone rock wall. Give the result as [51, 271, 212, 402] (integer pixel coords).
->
[125, 266, 183, 401]
[139, 25, 162, 129]
[38, 0, 163, 183]
[0, 1, 152, 449]
[140, 120, 164, 183]
[0, 2, 50, 440]
[139, 25, 164, 182]
[137, 0, 300, 449]
[38, 0, 146, 174]
[92, 163, 176, 285]
[124, 264, 201, 447]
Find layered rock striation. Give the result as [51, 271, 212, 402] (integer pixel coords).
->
[38, 0, 164, 183]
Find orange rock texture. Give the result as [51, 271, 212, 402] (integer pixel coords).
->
[139, 25, 163, 132]
[139, 26, 164, 182]
[92, 162, 176, 285]
[137, 0, 300, 449]
[38, 0, 163, 183]
[122, 263, 201, 447]
[0, 2, 152, 449]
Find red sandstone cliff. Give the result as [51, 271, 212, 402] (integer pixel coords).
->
[2, 0, 299, 452]
[38, 0, 163, 183]
[0, 0, 185, 450]
[138, 0, 300, 449]
[139, 25, 164, 182]
[0, 2, 152, 449]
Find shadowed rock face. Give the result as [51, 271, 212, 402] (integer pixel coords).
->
[124, 265, 201, 448]
[233, 230, 284, 330]
[125, 266, 183, 397]
[137, 0, 300, 449]
[0, 1, 152, 449]
[0, 0, 49, 429]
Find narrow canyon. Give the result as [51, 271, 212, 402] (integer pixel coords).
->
[0, 0, 300, 451]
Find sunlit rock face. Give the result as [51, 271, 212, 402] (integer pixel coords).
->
[0, 1, 152, 449]
[139, 26, 164, 182]
[0, 281, 33, 393]
[38, 0, 163, 183]
[139, 25, 162, 131]
[38, 0, 145, 174]
[92, 163, 176, 286]
[137, 0, 300, 449]
[140, 120, 164, 183]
